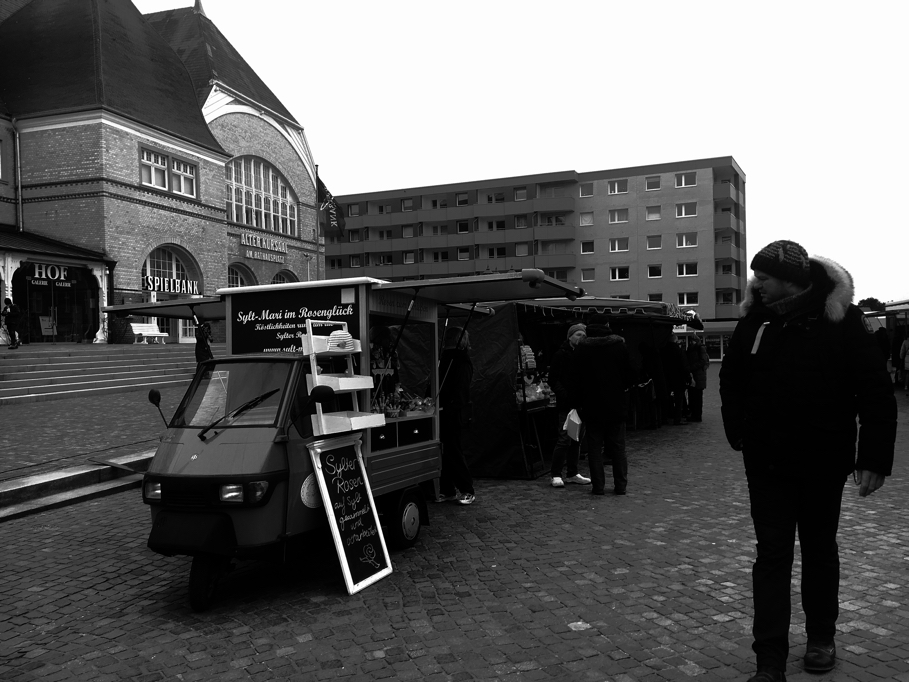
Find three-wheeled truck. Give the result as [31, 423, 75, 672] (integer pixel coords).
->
[116, 271, 583, 610]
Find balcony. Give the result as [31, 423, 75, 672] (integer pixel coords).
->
[715, 274, 741, 290]
[358, 213, 393, 227]
[714, 303, 741, 319]
[714, 212, 740, 231]
[713, 182, 739, 204]
[534, 253, 577, 269]
[530, 196, 575, 213]
[534, 225, 576, 241]
[714, 241, 741, 260]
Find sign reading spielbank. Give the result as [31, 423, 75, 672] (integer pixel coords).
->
[229, 284, 361, 354]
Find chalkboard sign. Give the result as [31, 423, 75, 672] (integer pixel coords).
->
[308, 435, 392, 594]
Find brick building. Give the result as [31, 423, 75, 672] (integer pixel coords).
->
[0, 0, 323, 344]
[329, 157, 746, 323]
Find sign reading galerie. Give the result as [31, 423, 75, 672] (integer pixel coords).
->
[241, 232, 287, 263]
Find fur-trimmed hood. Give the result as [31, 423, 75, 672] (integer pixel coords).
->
[741, 255, 854, 322]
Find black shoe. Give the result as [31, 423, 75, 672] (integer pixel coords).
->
[591, 489, 605, 496]
[614, 488, 626, 495]
[747, 666, 786, 682]
[803, 640, 835, 672]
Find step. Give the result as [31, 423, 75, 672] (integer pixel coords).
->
[0, 348, 199, 367]
[0, 359, 197, 381]
[0, 365, 195, 390]
[0, 370, 195, 398]
[0, 356, 199, 377]
[0, 378, 192, 405]
[0, 343, 224, 364]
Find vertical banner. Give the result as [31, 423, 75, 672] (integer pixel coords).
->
[308, 435, 392, 594]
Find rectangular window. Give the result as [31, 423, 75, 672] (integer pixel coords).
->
[515, 243, 529, 257]
[486, 192, 504, 204]
[456, 192, 468, 206]
[348, 230, 360, 242]
[348, 204, 360, 217]
[677, 232, 698, 248]
[514, 187, 527, 201]
[487, 247, 506, 259]
[581, 268, 596, 282]
[717, 291, 734, 304]
[610, 266, 630, 281]
[170, 159, 196, 197]
[720, 263, 733, 275]
[648, 293, 663, 302]
[457, 220, 469, 234]
[579, 211, 594, 226]
[675, 172, 697, 188]
[515, 215, 528, 229]
[648, 265, 662, 278]
[378, 254, 393, 265]
[678, 292, 699, 306]
[676, 202, 697, 218]
[581, 241, 594, 254]
[495, 220, 505, 230]
[646, 235, 662, 250]
[433, 250, 449, 262]
[609, 237, 629, 252]
[431, 198, 447, 209]
[377, 204, 391, 214]
[546, 269, 568, 282]
[645, 176, 661, 191]
[608, 209, 629, 224]
[645, 206, 661, 221]
[140, 150, 168, 189]
[579, 182, 594, 197]
[350, 255, 361, 268]
[677, 262, 698, 277]
[543, 215, 566, 226]
[458, 247, 471, 261]
[402, 225, 414, 238]
[329, 258, 341, 270]
[402, 198, 413, 212]
[608, 179, 628, 195]
[403, 251, 415, 264]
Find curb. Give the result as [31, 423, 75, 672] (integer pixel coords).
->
[0, 450, 155, 522]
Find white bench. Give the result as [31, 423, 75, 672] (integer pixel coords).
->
[130, 322, 168, 344]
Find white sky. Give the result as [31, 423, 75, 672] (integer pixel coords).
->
[134, 0, 908, 303]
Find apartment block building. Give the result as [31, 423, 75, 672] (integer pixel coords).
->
[328, 156, 746, 321]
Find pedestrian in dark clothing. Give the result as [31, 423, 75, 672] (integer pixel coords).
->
[719, 240, 897, 682]
[573, 314, 633, 495]
[685, 335, 710, 422]
[2, 297, 21, 349]
[438, 326, 475, 505]
[194, 322, 214, 366]
[660, 333, 690, 425]
[548, 323, 591, 488]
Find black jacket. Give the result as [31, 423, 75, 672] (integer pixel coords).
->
[548, 340, 578, 410]
[719, 256, 896, 477]
[439, 347, 473, 413]
[573, 328, 633, 424]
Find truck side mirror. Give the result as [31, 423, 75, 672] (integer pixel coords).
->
[309, 385, 335, 404]
[148, 389, 161, 407]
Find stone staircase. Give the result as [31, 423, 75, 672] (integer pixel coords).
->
[0, 343, 225, 405]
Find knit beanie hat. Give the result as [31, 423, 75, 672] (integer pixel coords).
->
[750, 240, 811, 287]
[566, 323, 586, 339]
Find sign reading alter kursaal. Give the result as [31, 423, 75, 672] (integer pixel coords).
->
[228, 284, 360, 354]
[308, 435, 391, 594]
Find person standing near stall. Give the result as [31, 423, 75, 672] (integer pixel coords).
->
[548, 323, 591, 488]
[2, 297, 21, 349]
[573, 314, 633, 495]
[685, 334, 710, 422]
[438, 326, 476, 505]
[194, 321, 214, 368]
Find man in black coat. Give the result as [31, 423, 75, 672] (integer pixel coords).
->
[573, 314, 633, 495]
[547, 323, 591, 488]
[720, 240, 897, 682]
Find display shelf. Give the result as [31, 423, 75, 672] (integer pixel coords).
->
[298, 335, 362, 355]
[312, 411, 385, 436]
[380, 411, 436, 423]
[306, 373, 373, 393]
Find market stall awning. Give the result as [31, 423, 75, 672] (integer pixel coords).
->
[375, 269, 585, 304]
[494, 296, 704, 329]
[102, 296, 225, 321]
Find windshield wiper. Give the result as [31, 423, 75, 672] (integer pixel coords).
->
[198, 388, 280, 441]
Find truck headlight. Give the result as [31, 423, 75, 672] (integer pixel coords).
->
[249, 481, 269, 503]
[219, 484, 244, 503]
[145, 481, 162, 500]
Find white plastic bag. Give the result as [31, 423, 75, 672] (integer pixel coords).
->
[563, 408, 582, 441]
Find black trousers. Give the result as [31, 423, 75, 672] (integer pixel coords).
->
[439, 408, 474, 496]
[746, 466, 846, 670]
[688, 387, 704, 419]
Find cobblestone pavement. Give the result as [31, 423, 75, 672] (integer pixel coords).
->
[0, 388, 182, 482]
[1, 366, 907, 681]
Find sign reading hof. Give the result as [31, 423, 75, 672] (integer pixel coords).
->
[229, 284, 360, 354]
[308, 436, 391, 594]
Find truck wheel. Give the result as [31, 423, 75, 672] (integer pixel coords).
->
[388, 490, 422, 550]
[188, 555, 226, 612]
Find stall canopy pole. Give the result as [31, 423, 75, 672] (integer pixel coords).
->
[436, 302, 477, 400]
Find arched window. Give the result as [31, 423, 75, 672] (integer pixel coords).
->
[228, 266, 247, 288]
[226, 156, 298, 237]
[272, 272, 290, 284]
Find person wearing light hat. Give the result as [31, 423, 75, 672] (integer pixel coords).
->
[720, 240, 896, 682]
[547, 322, 591, 488]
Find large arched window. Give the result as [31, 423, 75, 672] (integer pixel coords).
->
[143, 247, 188, 282]
[226, 157, 298, 237]
[228, 264, 257, 288]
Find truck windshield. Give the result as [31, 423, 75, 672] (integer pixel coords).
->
[171, 361, 291, 428]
